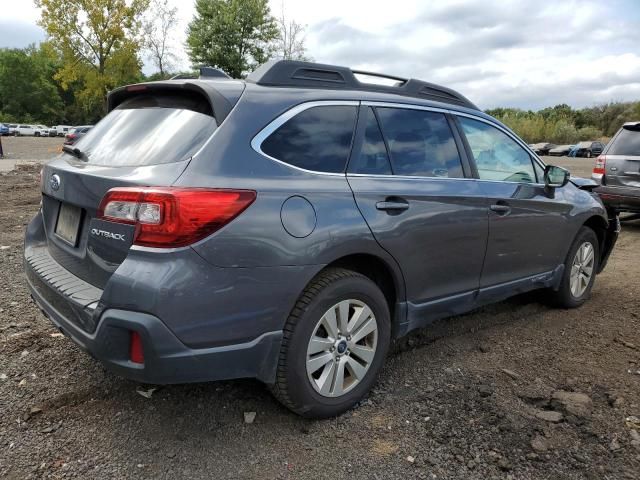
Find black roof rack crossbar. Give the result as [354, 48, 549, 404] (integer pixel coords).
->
[246, 60, 478, 110]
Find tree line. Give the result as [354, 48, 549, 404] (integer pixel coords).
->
[487, 102, 640, 144]
[0, 0, 309, 125]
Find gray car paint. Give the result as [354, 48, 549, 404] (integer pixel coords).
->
[24, 79, 614, 385]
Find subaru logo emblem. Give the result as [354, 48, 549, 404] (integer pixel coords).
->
[50, 174, 61, 191]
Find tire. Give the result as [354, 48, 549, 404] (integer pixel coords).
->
[586, 151, 592, 158]
[548, 226, 599, 308]
[270, 268, 391, 418]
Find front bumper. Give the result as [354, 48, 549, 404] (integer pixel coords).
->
[25, 247, 282, 385]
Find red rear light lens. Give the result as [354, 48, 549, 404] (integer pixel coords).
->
[129, 331, 144, 364]
[98, 187, 256, 248]
[593, 155, 607, 175]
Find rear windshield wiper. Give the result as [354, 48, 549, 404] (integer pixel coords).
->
[62, 145, 86, 160]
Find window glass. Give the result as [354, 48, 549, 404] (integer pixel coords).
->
[458, 117, 536, 183]
[608, 128, 640, 156]
[70, 94, 217, 167]
[376, 108, 463, 178]
[261, 105, 357, 173]
[348, 107, 392, 175]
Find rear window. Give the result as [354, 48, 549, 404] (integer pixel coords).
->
[608, 127, 640, 156]
[260, 105, 357, 173]
[70, 93, 217, 167]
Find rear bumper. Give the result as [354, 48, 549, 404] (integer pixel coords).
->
[25, 245, 283, 385]
[596, 185, 640, 213]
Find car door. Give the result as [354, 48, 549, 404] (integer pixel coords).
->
[454, 114, 573, 296]
[347, 105, 488, 324]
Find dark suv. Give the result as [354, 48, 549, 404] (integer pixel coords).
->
[593, 122, 640, 213]
[25, 61, 619, 418]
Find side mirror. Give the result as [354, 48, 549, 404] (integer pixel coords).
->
[544, 165, 570, 188]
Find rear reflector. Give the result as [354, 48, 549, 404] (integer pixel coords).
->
[129, 331, 144, 364]
[593, 155, 607, 175]
[98, 187, 256, 248]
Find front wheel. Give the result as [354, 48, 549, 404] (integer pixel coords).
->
[270, 268, 391, 418]
[548, 226, 599, 308]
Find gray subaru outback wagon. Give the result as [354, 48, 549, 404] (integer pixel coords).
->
[25, 60, 619, 418]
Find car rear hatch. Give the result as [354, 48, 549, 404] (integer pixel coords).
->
[602, 122, 640, 188]
[36, 80, 244, 290]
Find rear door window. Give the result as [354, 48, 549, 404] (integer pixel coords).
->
[375, 107, 464, 178]
[608, 127, 640, 156]
[70, 93, 218, 167]
[458, 117, 536, 183]
[261, 105, 357, 173]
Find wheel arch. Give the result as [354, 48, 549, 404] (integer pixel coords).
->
[582, 214, 616, 272]
[320, 253, 406, 328]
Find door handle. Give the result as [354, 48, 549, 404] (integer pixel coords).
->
[376, 200, 409, 211]
[490, 203, 511, 215]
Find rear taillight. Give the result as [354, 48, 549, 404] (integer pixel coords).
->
[593, 154, 607, 175]
[97, 187, 256, 248]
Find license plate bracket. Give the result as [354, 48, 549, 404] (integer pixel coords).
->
[55, 203, 82, 247]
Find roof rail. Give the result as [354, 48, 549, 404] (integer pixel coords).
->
[246, 60, 478, 110]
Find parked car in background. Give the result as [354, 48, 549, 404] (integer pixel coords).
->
[15, 125, 37, 136]
[26, 60, 619, 418]
[7, 124, 18, 135]
[64, 125, 93, 145]
[530, 142, 556, 156]
[572, 141, 605, 158]
[593, 121, 640, 213]
[54, 125, 72, 137]
[34, 125, 51, 137]
[0, 123, 9, 136]
[548, 144, 573, 156]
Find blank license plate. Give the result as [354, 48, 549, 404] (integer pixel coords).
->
[55, 203, 82, 246]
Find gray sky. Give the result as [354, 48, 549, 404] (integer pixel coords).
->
[1, 0, 639, 110]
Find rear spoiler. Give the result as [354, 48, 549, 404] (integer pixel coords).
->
[106, 79, 245, 123]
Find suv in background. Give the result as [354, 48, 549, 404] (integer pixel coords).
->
[25, 60, 619, 418]
[593, 121, 640, 213]
[34, 125, 51, 137]
[15, 124, 37, 136]
[575, 141, 605, 158]
[0, 123, 9, 136]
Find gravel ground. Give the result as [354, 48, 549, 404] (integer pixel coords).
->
[0, 137, 63, 172]
[1, 162, 639, 479]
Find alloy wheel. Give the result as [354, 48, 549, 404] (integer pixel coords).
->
[570, 241, 595, 297]
[306, 299, 378, 397]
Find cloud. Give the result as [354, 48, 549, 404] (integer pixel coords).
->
[0, 21, 45, 49]
[305, 0, 640, 109]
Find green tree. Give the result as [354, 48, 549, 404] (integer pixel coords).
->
[35, 0, 149, 118]
[186, 0, 279, 78]
[0, 44, 63, 124]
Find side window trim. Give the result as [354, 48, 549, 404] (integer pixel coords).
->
[346, 105, 394, 175]
[251, 100, 360, 176]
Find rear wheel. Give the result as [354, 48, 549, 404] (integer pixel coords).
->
[270, 268, 390, 418]
[548, 226, 599, 308]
